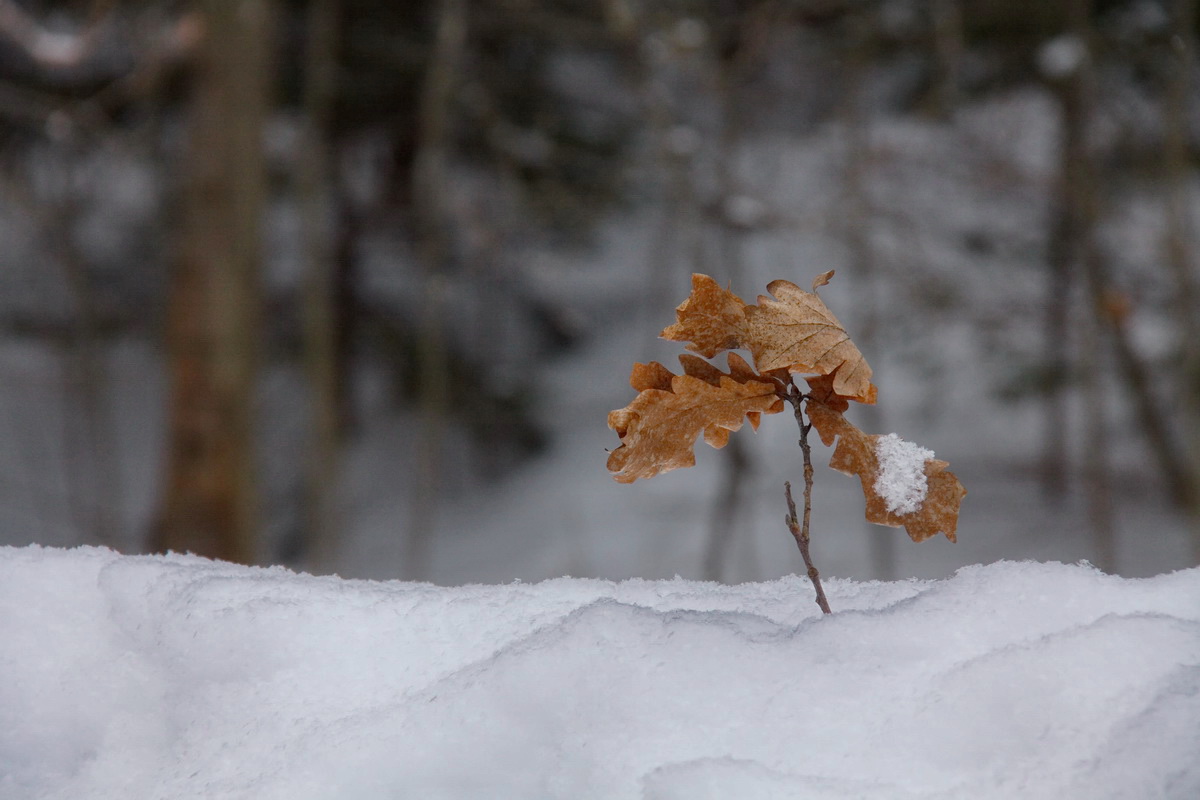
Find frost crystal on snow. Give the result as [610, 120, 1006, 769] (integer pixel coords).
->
[873, 433, 934, 515]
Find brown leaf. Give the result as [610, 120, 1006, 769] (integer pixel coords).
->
[676, 353, 725, 385]
[658, 272, 875, 404]
[660, 274, 749, 358]
[805, 391, 966, 542]
[803, 372, 850, 412]
[607, 368, 780, 483]
[677, 352, 785, 429]
[630, 361, 676, 392]
[744, 278, 877, 404]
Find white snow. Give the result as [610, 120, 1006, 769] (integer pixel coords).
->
[873, 433, 935, 515]
[1038, 35, 1088, 79]
[2, 545, 1198, 799]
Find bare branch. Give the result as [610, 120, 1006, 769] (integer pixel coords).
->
[783, 384, 831, 615]
[785, 480, 831, 616]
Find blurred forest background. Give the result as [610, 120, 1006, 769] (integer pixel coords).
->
[0, 0, 1197, 583]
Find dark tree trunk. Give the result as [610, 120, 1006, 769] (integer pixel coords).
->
[153, 0, 275, 565]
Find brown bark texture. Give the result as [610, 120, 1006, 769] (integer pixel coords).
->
[154, 0, 275, 564]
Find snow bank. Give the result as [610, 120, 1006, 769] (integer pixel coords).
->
[1, 546, 1197, 800]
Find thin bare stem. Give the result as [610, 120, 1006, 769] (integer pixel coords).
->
[785, 481, 830, 615]
[782, 383, 831, 614]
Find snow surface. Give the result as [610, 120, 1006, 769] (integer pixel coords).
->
[3, 545, 1198, 800]
[873, 433, 935, 515]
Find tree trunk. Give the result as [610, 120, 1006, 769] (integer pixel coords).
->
[930, 0, 964, 117]
[1058, 0, 1116, 570]
[299, 0, 342, 571]
[1163, 0, 1200, 562]
[405, 0, 467, 580]
[1041, 169, 1074, 501]
[153, 0, 275, 565]
[1079, 280, 1115, 571]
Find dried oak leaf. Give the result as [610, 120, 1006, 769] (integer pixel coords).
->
[805, 377, 965, 542]
[677, 352, 785, 430]
[744, 278, 877, 404]
[607, 363, 780, 483]
[660, 274, 749, 358]
[804, 372, 850, 412]
[629, 360, 676, 392]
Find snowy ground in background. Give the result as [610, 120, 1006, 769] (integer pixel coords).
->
[0, 89, 1193, 584]
[3, 546, 1197, 800]
[339, 205, 1192, 585]
[0, 284, 1189, 588]
[329, 90, 1198, 584]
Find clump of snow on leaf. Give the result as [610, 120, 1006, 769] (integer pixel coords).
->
[873, 433, 934, 515]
